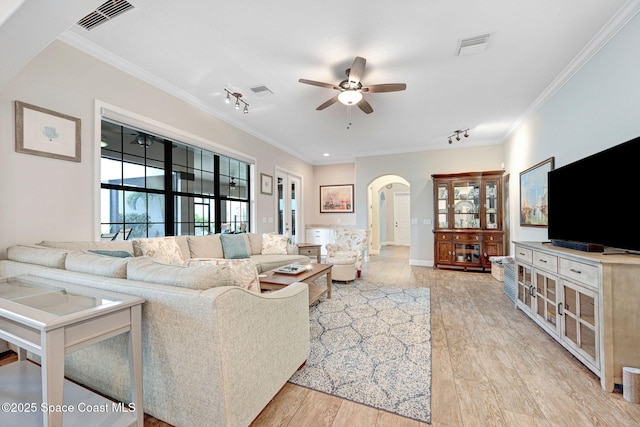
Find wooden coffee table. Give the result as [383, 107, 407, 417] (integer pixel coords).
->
[260, 263, 332, 305]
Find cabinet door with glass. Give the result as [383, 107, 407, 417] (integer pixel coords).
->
[517, 263, 533, 313]
[561, 280, 599, 369]
[484, 178, 501, 230]
[435, 183, 449, 229]
[452, 179, 481, 229]
[534, 270, 559, 335]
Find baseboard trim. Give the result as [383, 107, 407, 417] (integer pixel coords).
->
[410, 259, 433, 267]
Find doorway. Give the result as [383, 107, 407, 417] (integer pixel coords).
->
[394, 192, 411, 246]
[276, 169, 301, 243]
[367, 176, 410, 255]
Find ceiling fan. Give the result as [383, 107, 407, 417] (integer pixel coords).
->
[298, 56, 406, 114]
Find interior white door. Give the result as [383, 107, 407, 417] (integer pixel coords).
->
[276, 171, 301, 243]
[394, 192, 411, 246]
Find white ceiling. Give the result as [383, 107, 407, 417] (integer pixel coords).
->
[2, 0, 637, 164]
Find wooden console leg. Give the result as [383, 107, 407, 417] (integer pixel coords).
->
[298, 361, 307, 370]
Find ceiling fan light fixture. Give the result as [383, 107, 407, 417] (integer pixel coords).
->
[338, 90, 363, 105]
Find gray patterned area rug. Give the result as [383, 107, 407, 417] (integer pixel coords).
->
[289, 280, 431, 423]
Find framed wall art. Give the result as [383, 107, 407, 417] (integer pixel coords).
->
[320, 184, 354, 213]
[260, 173, 273, 195]
[520, 157, 554, 227]
[15, 100, 81, 162]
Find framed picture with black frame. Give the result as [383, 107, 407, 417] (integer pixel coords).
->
[320, 184, 354, 213]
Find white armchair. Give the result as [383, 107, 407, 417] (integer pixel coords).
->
[325, 228, 368, 278]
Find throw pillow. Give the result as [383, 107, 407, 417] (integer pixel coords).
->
[220, 234, 250, 259]
[186, 258, 261, 294]
[131, 237, 185, 265]
[261, 233, 288, 255]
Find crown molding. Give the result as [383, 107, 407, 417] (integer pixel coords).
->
[57, 30, 316, 164]
[503, 0, 640, 141]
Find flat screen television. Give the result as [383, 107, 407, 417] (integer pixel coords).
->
[548, 135, 640, 253]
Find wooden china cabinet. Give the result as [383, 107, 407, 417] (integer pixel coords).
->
[432, 170, 505, 271]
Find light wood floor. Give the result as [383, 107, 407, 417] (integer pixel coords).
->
[3, 246, 639, 426]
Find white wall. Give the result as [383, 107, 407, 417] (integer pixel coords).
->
[355, 146, 505, 264]
[307, 163, 357, 226]
[0, 40, 313, 257]
[504, 11, 640, 252]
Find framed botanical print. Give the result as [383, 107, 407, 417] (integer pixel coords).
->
[15, 101, 81, 162]
[260, 173, 273, 195]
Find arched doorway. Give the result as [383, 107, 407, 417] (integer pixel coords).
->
[367, 175, 410, 255]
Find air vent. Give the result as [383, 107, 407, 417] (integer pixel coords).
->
[77, 0, 134, 30]
[250, 85, 273, 95]
[456, 33, 491, 56]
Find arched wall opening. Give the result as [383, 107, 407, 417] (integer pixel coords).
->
[367, 175, 410, 255]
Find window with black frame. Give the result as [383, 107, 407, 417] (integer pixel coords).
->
[100, 120, 250, 239]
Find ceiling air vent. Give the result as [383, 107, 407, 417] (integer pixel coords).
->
[456, 33, 491, 56]
[250, 85, 274, 95]
[77, 0, 134, 30]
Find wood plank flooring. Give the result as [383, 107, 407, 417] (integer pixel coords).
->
[2, 246, 640, 426]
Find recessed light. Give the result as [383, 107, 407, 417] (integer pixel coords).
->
[323, 153, 330, 157]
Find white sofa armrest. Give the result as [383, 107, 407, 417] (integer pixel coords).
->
[201, 282, 310, 426]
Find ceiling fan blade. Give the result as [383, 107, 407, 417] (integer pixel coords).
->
[348, 57, 366, 85]
[298, 79, 339, 90]
[357, 98, 374, 114]
[361, 83, 407, 93]
[316, 95, 340, 110]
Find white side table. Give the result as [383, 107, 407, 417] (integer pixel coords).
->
[0, 275, 144, 426]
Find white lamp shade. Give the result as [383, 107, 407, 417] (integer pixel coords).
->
[338, 90, 363, 105]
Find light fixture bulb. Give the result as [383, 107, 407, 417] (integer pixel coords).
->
[448, 138, 452, 144]
[456, 134, 461, 141]
[338, 90, 363, 105]
[464, 131, 469, 138]
[243, 105, 248, 114]
[235, 98, 240, 109]
[225, 92, 230, 104]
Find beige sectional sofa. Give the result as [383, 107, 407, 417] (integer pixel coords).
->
[0, 233, 311, 427]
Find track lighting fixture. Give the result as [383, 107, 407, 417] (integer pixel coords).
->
[223, 88, 249, 114]
[447, 128, 470, 145]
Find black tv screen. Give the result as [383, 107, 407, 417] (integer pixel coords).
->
[548, 136, 640, 253]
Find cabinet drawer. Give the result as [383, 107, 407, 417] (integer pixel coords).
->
[559, 258, 599, 288]
[483, 235, 502, 243]
[436, 233, 452, 241]
[298, 247, 319, 256]
[515, 246, 533, 263]
[533, 251, 558, 273]
[454, 234, 481, 241]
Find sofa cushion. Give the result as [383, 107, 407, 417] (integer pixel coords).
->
[132, 237, 184, 265]
[187, 235, 224, 258]
[127, 256, 231, 290]
[39, 240, 134, 253]
[220, 234, 250, 259]
[261, 233, 288, 255]
[65, 251, 130, 278]
[7, 245, 68, 269]
[185, 258, 261, 293]
[246, 233, 263, 255]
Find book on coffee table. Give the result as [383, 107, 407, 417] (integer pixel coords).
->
[273, 264, 309, 275]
